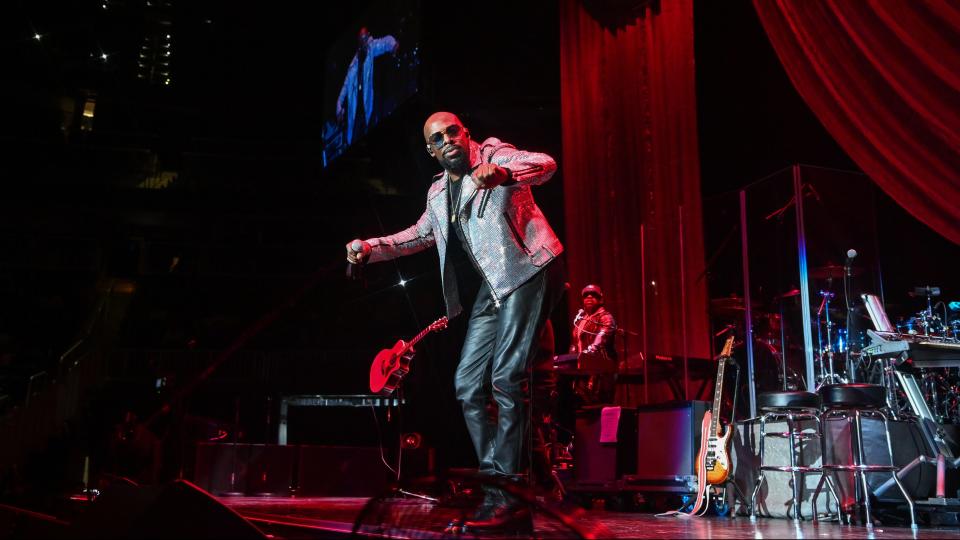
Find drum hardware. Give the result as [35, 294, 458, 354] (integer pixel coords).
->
[815, 290, 846, 388]
[770, 289, 797, 391]
[906, 285, 946, 337]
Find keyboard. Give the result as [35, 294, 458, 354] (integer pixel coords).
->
[862, 330, 960, 368]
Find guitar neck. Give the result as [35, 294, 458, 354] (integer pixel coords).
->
[710, 359, 725, 438]
[711, 337, 735, 438]
[398, 320, 443, 356]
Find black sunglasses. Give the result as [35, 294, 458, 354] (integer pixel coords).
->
[427, 124, 464, 149]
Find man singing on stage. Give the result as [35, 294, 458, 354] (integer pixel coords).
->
[346, 111, 564, 533]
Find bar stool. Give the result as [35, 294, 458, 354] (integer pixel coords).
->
[812, 383, 917, 530]
[750, 391, 835, 522]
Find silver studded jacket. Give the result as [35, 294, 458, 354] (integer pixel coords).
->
[365, 137, 563, 318]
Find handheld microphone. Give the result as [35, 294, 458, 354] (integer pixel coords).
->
[346, 240, 366, 281]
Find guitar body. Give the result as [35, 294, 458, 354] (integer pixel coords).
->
[368, 317, 448, 395]
[369, 340, 412, 394]
[694, 416, 733, 485]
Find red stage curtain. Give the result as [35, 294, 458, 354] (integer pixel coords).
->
[753, 0, 960, 245]
[560, 0, 711, 392]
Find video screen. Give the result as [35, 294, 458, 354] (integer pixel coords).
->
[321, 0, 420, 168]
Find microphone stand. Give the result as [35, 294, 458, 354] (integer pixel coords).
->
[843, 259, 856, 383]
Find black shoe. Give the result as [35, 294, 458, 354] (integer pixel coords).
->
[443, 495, 500, 535]
[460, 504, 533, 536]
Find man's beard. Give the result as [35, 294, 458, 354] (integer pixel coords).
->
[440, 151, 470, 174]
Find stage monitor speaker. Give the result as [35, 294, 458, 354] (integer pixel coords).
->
[193, 443, 296, 496]
[297, 445, 391, 496]
[0, 504, 69, 540]
[73, 480, 265, 539]
[573, 406, 638, 488]
[623, 400, 709, 491]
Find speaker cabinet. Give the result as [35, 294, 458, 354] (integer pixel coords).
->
[573, 406, 638, 488]
[74, 480, 265, 539]
[623, 400, 709, 492]
[193, 443, 296, 496]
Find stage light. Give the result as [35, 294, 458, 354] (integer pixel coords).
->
[100, 53, 108, 61]
[33, 33, 42, 41]
[398, 278, 407, 287]
[401, 432, 422, 449]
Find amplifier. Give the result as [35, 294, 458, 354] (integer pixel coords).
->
[623, 400, 710, 492]
[193, 443, 296, 496]
[573, 406, 638, 488]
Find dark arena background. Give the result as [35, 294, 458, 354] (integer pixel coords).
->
[1, 0, 959, 538]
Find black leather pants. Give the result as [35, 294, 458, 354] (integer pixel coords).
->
[454, 258, 565, 477]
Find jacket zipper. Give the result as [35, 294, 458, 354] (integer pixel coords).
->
[503, 212, 531, 254]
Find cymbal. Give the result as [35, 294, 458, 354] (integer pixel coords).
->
[775, 288, 801, 300]
[710, 295, 760, 316]
[810, 264, 863, 280]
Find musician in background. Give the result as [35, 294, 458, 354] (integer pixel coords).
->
[556, 284, 618, 404]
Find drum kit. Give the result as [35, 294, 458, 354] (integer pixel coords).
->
[711, 266, 960, 422]
[887, 286, 960, 424]
[709, 290, 804, 393]
[895, 286, 960, 339]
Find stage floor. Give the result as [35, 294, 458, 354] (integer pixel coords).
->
[220, 496, 960, 539]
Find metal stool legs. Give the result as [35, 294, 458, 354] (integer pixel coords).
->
[750, 411, 834, 522]
[813, 409, 918, 530]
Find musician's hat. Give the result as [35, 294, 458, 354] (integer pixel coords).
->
[581, 284, 604, 299]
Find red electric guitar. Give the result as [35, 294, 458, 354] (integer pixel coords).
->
[369, 317, 448, 395]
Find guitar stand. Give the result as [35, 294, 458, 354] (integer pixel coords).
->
[715, 478, 752, 517]
[384, 386, 445, 504]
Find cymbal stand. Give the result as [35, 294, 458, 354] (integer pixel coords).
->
[779, 299, 789, 391]
[815, 291, 843, 389]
